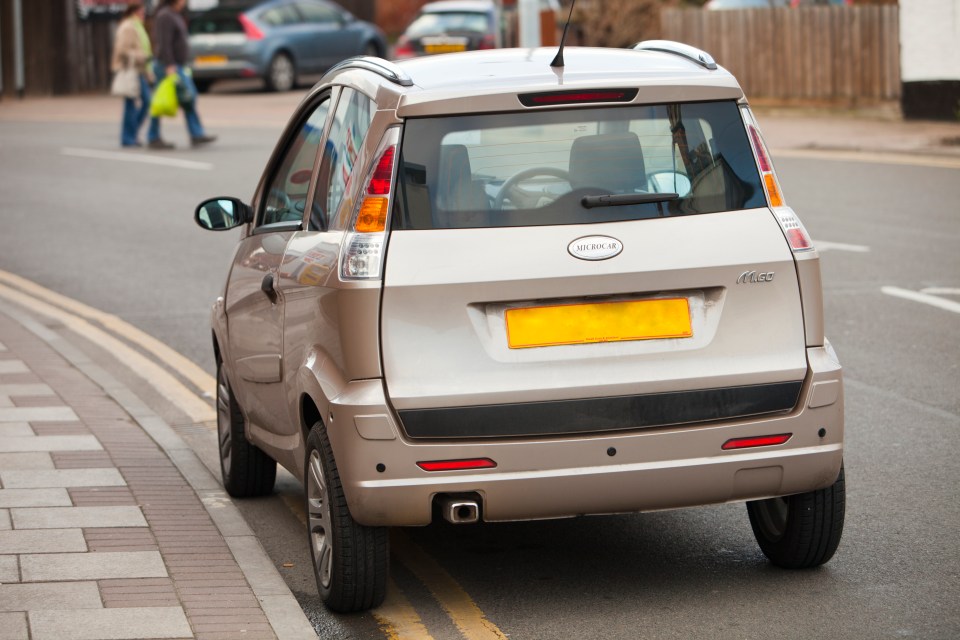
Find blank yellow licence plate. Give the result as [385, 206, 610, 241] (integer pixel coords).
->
[194, 55, 227, 65]
[505, 298, 692, 349]
[424, 43, 466, 54]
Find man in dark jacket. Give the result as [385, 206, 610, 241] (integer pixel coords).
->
[148, 0, 216, 149]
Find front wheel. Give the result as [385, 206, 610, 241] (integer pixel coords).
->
[747, 463, 845, 568]
[305, 420, 388, 612]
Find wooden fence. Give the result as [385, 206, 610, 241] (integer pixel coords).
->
[0, 0, 117, 98]
[661, 5, 900, 105]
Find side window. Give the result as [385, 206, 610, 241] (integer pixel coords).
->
[310, 88, 375, 231]
[259, 97, 331, 228]
[295, 1, 341, 24]
[260, 4, 300, 26]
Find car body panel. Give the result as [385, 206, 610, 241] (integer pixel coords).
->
[381, 211, 806, 414]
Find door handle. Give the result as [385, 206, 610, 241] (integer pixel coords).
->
[261, 273, 278, 303]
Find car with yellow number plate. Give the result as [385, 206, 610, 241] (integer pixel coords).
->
[195, 39, 846, 613]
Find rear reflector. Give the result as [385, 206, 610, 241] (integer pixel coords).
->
[519, 88, 638, 107]
[722, 433, 792, 450]
[417, 458, 497, 472]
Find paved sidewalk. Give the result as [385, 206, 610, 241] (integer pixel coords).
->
[0, 306, 315, 640]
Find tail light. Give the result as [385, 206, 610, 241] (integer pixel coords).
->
[722, 434, 792, 451]
[478, 34, 496, 50]
[741, 107, 814, 253]
[393, 36, 415, 59]
[340, 127, 401, 280]
[238, 14, 264, 41]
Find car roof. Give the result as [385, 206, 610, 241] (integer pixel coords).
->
[316, 47, 743, 118]
[387, 47, 742, 115]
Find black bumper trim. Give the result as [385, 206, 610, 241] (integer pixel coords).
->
[397, 381, 803, 439]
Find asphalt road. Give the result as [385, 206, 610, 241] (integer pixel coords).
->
[1, 105, 958, 639]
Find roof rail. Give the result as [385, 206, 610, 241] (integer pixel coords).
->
[632, 40, 717, 71]
[325, 56, 414, 87]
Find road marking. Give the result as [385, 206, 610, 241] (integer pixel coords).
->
[0, 281, 215, 423]
[882, 286, 960, 314]
[813, 240, 870, 253]
[0, 270, 216, 402]
[391, 531, 508, 640]
[61, 147, 214, 171]
[920, 287, 960, 296]
[774, 148, 960, 170]
[374, 580, 436, 640]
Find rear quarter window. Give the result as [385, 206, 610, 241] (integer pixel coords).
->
[393, 100, 766, 230]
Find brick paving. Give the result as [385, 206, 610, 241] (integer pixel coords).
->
[0, 310, 306, 639]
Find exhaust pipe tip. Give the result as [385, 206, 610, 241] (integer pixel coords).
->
[437, 495, 480, 524]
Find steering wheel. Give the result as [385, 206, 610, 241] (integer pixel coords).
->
[265, 188, 295, 223]
[494, 167, 571, 210]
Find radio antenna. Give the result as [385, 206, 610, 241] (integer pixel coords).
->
[550, 0, 577, 68]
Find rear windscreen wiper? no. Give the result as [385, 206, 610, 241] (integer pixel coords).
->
[581, 192, 679, 209]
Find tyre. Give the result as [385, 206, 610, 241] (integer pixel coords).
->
[305, 420, 388, 612]
[747, 463, 845, 569]
[362, 42, 380, 57]
[194, 79, 212, 94]
[216, 362, 276, 497]
[265, 52, 296, 92]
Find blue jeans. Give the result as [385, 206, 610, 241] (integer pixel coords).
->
[148, 63, 206, 142]
[121, 74, 153, 146]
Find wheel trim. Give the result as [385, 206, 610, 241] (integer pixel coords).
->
[755, 497, 789, 541]
[270, 56, 294, 91]
[307, 450, 333, 588]
[216, 368, 232, 476]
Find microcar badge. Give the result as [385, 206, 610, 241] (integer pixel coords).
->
[568, 235, 623, 261]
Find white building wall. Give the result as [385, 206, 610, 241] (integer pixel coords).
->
[900, 0, 960, 82]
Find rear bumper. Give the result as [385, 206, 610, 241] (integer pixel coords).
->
[191, 60, 262, 81]
[327, 345, 843, 526]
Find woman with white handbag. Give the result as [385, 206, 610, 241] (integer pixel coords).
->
[110, 3, 159, 148]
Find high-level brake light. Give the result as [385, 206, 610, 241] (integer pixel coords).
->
[519, 88, 638, 107]
[340, 127, 401, 280]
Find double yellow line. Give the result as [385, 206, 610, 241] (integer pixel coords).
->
[0, 269, 507, 640]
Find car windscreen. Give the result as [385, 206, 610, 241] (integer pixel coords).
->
[393, 100, 766, 230]
[405, 11, 491, 37]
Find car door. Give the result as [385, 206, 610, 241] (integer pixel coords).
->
[294, 0, 358, 70]
[225, 94, 333, 436]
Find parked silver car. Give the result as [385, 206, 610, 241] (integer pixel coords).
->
[196, 41, 845, 613]
[187, 0, 386, 92]
[393, 0, 501, 59]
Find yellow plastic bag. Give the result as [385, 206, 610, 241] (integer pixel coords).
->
[149, 75, 178, 118]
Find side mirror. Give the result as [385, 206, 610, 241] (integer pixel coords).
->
[195, 197, 253, 231]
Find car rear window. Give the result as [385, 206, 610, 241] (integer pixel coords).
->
[188, 8, 245, 35]
[405, 12, 491, 37]
[393, 100, 766, 230]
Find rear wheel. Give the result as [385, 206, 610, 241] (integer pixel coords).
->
[216, 362, 276, 497]
[265, 52, 296, 92]
[747, 463, 845, 568]
[194, 79, 212, 94]
[305, 420, 388, 612]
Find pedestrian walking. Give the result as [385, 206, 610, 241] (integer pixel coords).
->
[149, 0, 217, 149]
[110, 3, 155, 148]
